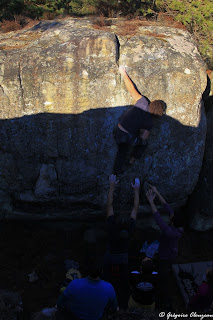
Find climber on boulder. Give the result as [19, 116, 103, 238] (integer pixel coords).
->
[113, 66, 166, 174]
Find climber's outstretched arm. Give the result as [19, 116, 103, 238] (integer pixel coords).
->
[119, 66, 142, 102]
[130, 178, 140, 220]
[107, 174, 119, 218]
[146, 189, 157, 214]
[148, 185, 166, 205]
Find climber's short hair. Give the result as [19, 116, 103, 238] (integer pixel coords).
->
[149, 100, 166, 116]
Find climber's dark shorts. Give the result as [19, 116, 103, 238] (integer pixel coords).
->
[113, 126, 147, 174]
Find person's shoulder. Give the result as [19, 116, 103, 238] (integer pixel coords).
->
[130, 271, 141, 281]
[198, 282, 210, 295]
[100, 279, 113, 286]
[131, 271, 140, 275]
[151, 272, 159, 283]
[136, 96, 149, 104]
[63, 278, 84, 296]
[134, 96, 149, 110]
[67, 277, 86, 288]
[101, 279, 115, 290]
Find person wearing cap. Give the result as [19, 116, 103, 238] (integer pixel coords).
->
[104, 174, 140, 310]
[146, 184, 184, 308]
[113, 66, 166, 174]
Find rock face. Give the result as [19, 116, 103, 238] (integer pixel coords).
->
[0, 18, 207, 221]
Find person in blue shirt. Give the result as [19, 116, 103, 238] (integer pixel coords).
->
[57, 257, 117, 320]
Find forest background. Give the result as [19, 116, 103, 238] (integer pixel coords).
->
[0, 0, 212, 69]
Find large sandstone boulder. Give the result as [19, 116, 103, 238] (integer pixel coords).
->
[0, 18, 207, 221]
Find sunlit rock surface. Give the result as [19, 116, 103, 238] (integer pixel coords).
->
[0, 18, 208, 226]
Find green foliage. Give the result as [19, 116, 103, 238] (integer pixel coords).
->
[0, 0, 45, 20]
[155, 0, 213, 68]
[0, 0, 156, 19]
[119, 0, 156, 16]
[155, 0, 213, 33]
[0, 0, 212, 67]
[0, 0, 25, 19]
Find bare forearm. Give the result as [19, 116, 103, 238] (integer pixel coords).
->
[107, 187, 115, 217]
[123, 72, 135, 93]
[131, 190, 139, 220]
[122, 72, 141, 102]
[134, 190, 139, 212]
[149, 200, 157, 214]
[107, 188, 114, 206]
[156, 191, 166, 205]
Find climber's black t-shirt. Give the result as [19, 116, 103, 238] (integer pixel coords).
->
[119, 96, 152, 136]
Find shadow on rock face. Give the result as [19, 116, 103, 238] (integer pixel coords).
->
[31, 21, 63, 32]
[187, 90, 213, 230]
[0, 103, 206, 219]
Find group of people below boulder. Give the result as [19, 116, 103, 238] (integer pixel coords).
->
[104, 174, 184, 311]
[55, 175, 213, 319]
[54, 67, 213, 319]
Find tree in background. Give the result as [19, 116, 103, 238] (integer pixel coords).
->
[0, 0, 212, 68]
[95, 0, 155, 17]
[0, 0, 25, 20]
[0, 0, 46, 20]
[155, 0, 213, 68]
